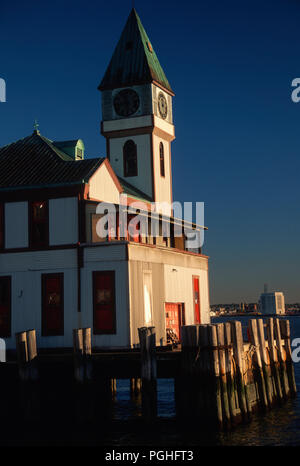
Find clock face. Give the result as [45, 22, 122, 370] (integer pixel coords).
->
[113, 89, 140, 117]
[158, 92, 168, 119]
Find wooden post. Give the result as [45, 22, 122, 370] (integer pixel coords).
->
[176, 325, 199, 419]
[231, 321, 250, 421]
[224, 322, 236, 424]
[16, 331, 29, 381]
[15, 329, 39, 421]
[248, 319, 268, 410]
[138, 326, 157, 422]
[73, 328, 95, 422]
[216, 323, 231, 429]
[130, 377, 141, 397]
[197, 324, 210, 420]
[73, 328, 84, 382]
[257, 319, 274, 406]
[279, 319, 297, 397]
[266, 318, 283, 403]
[82, 327, 92, 381]
[207, 324, 223, 429]
[274, 318, 290, 399]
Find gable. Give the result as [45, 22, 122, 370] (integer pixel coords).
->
[88, 159, 122, 204]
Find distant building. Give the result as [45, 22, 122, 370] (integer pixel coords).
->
[259, 292, 285, 315]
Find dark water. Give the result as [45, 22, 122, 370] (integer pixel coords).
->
[108, 315, 300, 446]
[3, 316, 300, 446]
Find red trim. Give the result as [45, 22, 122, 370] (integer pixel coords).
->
[103, 159, 123, 192]
[102, 126, 153, 139]
[93, 271, 116, 335]
[42, 273, 64, 336]
[0, 276, 11, 337]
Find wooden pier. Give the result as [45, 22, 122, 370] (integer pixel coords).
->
[0, 318, 297, 431]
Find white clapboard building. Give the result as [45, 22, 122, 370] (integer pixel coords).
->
[0, 9, 210, 350]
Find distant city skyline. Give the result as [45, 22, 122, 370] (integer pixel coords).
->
[0, 0, 299, 303]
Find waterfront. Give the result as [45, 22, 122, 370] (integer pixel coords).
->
[108, 315, 300, 446]
[1, 315, 299, 446]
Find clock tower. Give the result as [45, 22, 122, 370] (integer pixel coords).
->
[98, 8, 175, 216]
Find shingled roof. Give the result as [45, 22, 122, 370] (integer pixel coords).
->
[0, 131, 104, 190]
[98, 8, 174, 95]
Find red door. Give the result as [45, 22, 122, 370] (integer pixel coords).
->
[93, 271, 116, 334]
[193, 276, 201, 324]
[165, 303, 182, 340]
[42, 274, 64, 336]
[0, 277, 11, 337]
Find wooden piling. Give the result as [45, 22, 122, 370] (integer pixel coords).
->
[15, 329, 39, 421]
[224, 322, 236, 424]
[197, 324, 210, 419]
[266, 317, 283, 403]
[73, 327, 96, 422]
[176, 325, 199, 419]
[138, 326, 157, 422]
[248, 319, 268, 410]
[279, 319, 297, 397]
[257, 319, 274, 406]
[231, 321, 250, 421]
[73, 328, 84, 383]
[216, 323, 231, 428]
[130, 377, 141, 397]
[15, 331, 29, 381]
[274, 318, 290, 399]
[207, 324, 223, 429]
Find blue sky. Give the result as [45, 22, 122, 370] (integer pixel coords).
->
[0, 0, 299, 303]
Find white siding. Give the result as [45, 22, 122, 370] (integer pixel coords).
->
[88, 163, 120, 204]
[109, 134, 153, 198]
[164, 264, 210, 325]
[0, 249, 78, 350]
[128, 244, 210, 346]
[5, 202, 28, 249]
[49, 197, 78, 246]
[82, 244, 130, 348]
[152, 134, 172, 215]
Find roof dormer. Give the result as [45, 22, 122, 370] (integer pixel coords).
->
[53, 139, 85, 160]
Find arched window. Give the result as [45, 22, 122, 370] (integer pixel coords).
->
[159, 142, 165, 177]
[123, 140, 137, 177]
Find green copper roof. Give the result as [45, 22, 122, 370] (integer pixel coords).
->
[98, 8, 174, 95]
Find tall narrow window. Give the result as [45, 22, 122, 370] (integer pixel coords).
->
[93, 271, 116, 335]
[123, 140, 137, 177]
[42, 273, 64, 336]
[30, 201, 48, 248]
[0, 203, 4, 249]
[0, 277, 11, 337]
[159, 142, 165, 177]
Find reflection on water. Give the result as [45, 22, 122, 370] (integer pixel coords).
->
[108, 316, 300, 446]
